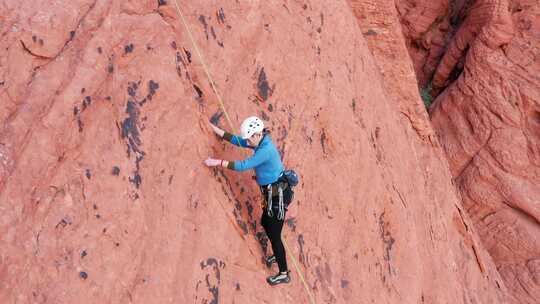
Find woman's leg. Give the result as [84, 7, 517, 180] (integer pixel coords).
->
[261, 210, 272, 239]
[265, 210, 288, 273]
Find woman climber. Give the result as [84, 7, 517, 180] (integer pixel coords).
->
[204, 116, 294, 286]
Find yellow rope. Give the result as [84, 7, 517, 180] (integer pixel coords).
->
[170, 1, 315, 303]
[172, 0, 234, 131]
[283, 237, 316, 303]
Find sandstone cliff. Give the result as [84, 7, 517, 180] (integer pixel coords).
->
[1, 1, 508, 303]
[398, 0, 540, 302]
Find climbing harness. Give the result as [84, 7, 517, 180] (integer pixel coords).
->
[264, 181, 286, 220]
[170, 1, 315, 303]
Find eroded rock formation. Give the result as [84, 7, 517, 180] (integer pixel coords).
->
[0, 0, 508, 303]
[398, 0, 540, 302]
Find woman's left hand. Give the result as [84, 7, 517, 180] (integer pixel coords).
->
[204, 158, 221, 167]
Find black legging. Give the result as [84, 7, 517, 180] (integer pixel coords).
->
[260, 186, 293, 273]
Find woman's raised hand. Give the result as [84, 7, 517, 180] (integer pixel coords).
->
[204, 158, 221, 167]
[209, 121, 225, 138]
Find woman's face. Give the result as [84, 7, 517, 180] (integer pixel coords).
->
[247, 132, 262, 147]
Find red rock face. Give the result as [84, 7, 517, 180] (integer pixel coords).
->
[1, 1, 507, 303]
[400, 0, 540, 302]
[397, 0, 453, 88]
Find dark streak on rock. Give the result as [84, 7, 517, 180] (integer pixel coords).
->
[217, 8, 226, 24]
[234, 210, 248, 235]
[77, 116, 83, 132]
[379, 211, 395, 275]
[246, 201, 253, 218]
[124, 43, 134, 54]
[148, 80, 159, 95]
[193, 84, 203, 99]
[175, 52, 184, 78]
[256, 231, 269, 254]
[83, 96, 92, 110]
[260, 111, 269, 121]
[298, 234, 306, 265]
[315, 262, 333, 285]
[121, 100, 142, 157]
[285, 217, 297, 232]
[200, 258, 224, 304]
[55, 218, 69, 228]
[364, 29, 377, 36]
[120, 81, 153, 189]
[215, 170, 250, 237]
[257, 68, 272, 101]
[320, 128, 327, 154]
[198, 15, 209, 40]
[127, 82, 137, 97]
[183, 48, 192, 63]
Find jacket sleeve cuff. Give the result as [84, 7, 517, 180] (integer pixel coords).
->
[223, 132, 233, 142]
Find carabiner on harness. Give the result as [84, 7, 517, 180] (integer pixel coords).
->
[277, 185, 285, 220]
[267, 184, 273, 217]
[266, 182, 285, 220]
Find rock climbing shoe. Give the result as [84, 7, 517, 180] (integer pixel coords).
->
[266, 271, 291, 286]
[265, 255, 276, 268]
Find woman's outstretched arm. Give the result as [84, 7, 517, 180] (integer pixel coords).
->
[209, 122, 225, 137]
[209, 122, 251, 148]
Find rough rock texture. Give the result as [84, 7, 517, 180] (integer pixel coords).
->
[397, 0, 454, 88]
[1, 0, 507, 303]
[400, 0, 540, 302]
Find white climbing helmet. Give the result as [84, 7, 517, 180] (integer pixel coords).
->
[240, 116, 264, 139]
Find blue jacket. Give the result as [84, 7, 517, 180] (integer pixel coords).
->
[228, 134, 284, 186]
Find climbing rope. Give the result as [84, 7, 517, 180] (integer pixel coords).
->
[170, 1, 316, 303]
[171, 0, 234, 131]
